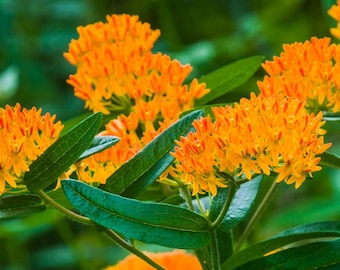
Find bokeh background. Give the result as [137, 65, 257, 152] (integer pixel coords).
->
[0, 0, 339, 269]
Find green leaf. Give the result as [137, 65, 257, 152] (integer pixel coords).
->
[24, 112, 103, 191]
[210, 175, 262, 231]
[319, 151, 340, 169]
[60, 112, 92, 136]
[62, 180, 210, 249]
[0, 194, 45, 219]
[77, 136, 120, 161]
[101, 109, 204, 196]
[222, 221, 340, 269]
[196, 55, 264, 106]
[234, 239, 340, 270]
[322, 111, 340, 121]
[121, 153, 175, 198]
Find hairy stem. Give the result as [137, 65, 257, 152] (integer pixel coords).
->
[211, 183, 237, 229]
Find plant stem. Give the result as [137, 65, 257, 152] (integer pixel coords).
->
[35, 189, 93, 225]
[209, 230, 220, 270]
[211, 183, 237, 229]
[179, 185, 195, 211]
[103, 228, 165, 270]
[234, 180, 279, 252]
[36, 189, 165, 270]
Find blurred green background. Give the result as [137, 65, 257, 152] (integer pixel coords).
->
[0, 0, 339, 269]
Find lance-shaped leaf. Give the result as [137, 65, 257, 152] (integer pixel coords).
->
[319, 151, 340, 169]
[121, 153, 175, 198]
[62, 180, 210, 249]
[101, 109, 204, 195]
[0, 194, 45, 219]
[196, 55, 264, 106]
[24, 112, 103, 191]
[77, 136, 120, 161]
[210, 175, 262, 231]
[222, 221, 340, 269]
[233, 239, 340, 270]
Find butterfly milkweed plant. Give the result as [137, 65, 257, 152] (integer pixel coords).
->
[2, 2, 340, 270]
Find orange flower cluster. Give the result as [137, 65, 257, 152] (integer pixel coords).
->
[173, 93, 331, 196]
[257, 37, 340, 113]
[64, 14, 207, 116]
[63, 14, 209, 184]
[104, 250, 201, 270]
[329, 0, 340, 39]
[0, 104, 63, 195]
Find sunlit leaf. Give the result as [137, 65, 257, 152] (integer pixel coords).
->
[234, 239, 340, 270]
[0, 194, 45, 219]
[196, 55, 264, 106]
[62, 180, 210, 249]
[77, 136, 120, 161]
[222, 221, 340, 269]
[24, 113, 102, 191]
[101, 109, 204, 196]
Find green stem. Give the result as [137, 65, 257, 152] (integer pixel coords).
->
[179, 185, 213, 269]
[179, 185, 195, 211]
[210, 230, 220, 270]
[211, 183, 237, 229]
[103, 228, 165, 270]
[234, 180, 279, 252]
[36, 189, 165, 270]
[35, 189, 93, 225]
[194, 249, 211, 270]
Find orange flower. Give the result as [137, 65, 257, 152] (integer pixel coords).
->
[328, 0, 340, 39]
[63, 14, 209, 185]
[172, 93, 331, 195]
[64, 14, 208, 116]
[104, 250, 201, 270]
[0, 104, 63, 195]
[258, 37, 340, 113]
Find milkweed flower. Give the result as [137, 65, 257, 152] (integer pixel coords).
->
[64, 14, 208, 116]
[104, 250, 201, 270]
[172, 93, 331, 196]
[257, 37, 340, 113]
[63, 14, 209, 185]
[0, 103, 63, 195]
[328, 0, 340, 39]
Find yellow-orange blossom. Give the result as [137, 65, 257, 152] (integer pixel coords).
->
[0, 104, 63, 195]
[172, 93, 331, 196]
[258, 37, 340, 113]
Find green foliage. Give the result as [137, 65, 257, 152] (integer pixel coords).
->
[196, 55, 264, 106]
[240, 239, 340, 270]
[62, 180, 210, 249]
[223, 221, 340, 269]
[24, 112, 103, 191]
[77, 136, 120, 161]
[100, 109, 204, 196]
[0, 194, 45, 219]
[319, 151, 340, 169]
[210, 175, 262, 231]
